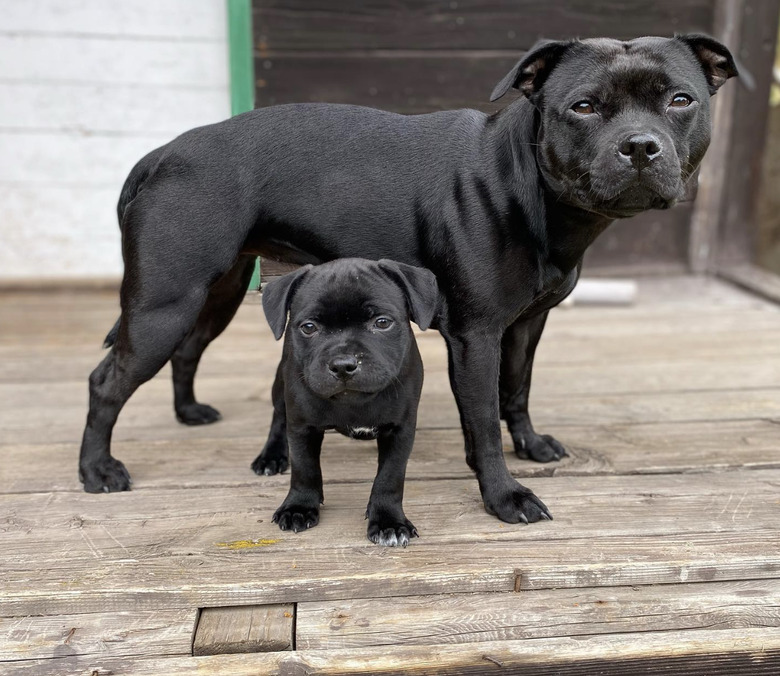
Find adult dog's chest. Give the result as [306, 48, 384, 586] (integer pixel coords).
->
[514, 266, 580, 322]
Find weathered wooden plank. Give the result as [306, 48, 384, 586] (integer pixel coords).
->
[716, 0, 780, 267]
[3, 381, 778, 445]
[252, 0, 714, 51]
[1, 35, 228, 88]
[721, 264, 780, 305]
[296, 580, 780, 649]
[0, 82, 230, 136]
[2, 473, 779, 616]
[2, 0, 227, 39]
[0, 608, 196, 662]
[10, 627, 780, 675]
[0, 133, 169, 187]
[192, 604, 293, 655]
[2, 418, 780, 494]
[254, 52, 515, 113]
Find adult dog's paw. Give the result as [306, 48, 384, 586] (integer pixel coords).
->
[367, 516, 418, 548]
[175, 402, 222, 426]
[513, 432, 568, 463]
[273, 504, 319, 533]
[79, 457, 132, 493]
[483, 483, 552, 524]
[251, 451, 289, 476]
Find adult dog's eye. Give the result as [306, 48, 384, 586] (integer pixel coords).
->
[299, 321, 318, 336]
[572, 101, 595, 115]
[374, 317, 393, 330]
[669, 94, 693, 108]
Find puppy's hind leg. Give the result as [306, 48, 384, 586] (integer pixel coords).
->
[171, 255, 256, 425]
[252, 361, 289, 475]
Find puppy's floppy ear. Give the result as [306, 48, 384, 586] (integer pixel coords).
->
[378, 260, 439, 331]
[676, 34, 739, 95]
[261, 265, 313, 340]
[490, 39, 574, 102]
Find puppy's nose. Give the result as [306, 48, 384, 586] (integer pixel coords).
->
[328, 355, 359, 380]
[618, 134, 662, 169]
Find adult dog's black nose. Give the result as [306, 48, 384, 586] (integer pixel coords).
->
[328, 355, 359, 380]
[618, 134, 662, 168]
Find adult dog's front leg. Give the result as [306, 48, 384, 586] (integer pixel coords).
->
[444, 329, 552, 523]
[499, 311, 568, 462]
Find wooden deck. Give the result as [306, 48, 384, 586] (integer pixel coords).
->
[2, 276, 780, 674]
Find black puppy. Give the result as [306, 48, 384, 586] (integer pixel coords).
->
[257, 258, 438, 547]
[81, 35, 736, 526]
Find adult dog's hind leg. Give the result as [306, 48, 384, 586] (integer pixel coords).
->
[80, 287, 210, 492]
[171, 255, 256, 425]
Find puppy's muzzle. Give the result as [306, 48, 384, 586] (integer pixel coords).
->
[617, 133, 663, 170]
[328, 354, 360, 381]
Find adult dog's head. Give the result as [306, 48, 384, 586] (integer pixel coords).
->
[262, 258, 439, 399]
[491, 34, 738, 219]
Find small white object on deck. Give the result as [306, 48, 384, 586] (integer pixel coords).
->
[560, 278, 638, 307]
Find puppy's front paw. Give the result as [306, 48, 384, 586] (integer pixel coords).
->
[79, 457, 132, 493]
[513, 432, 568, 463]
[176, 402, 222, 426]
[273, 504, 319, 533]
[367, 514, 418, 548]
[482, 482, 552, 524]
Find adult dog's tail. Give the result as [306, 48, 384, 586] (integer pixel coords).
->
[105, 147, 165, 348]
[116, 146, 164, 224]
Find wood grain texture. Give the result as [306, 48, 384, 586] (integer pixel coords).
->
[0, 609, 196, 662]
[3, 419, 780, 494]
[10, 627, 780, 675]
[2, 277, 779, 670]
[193, 605, 294, 655]
[296, 580, 780, 648]
[2, 473, 779, 616]
[716, 0, 780, 266]
[252, 0, 714, 51]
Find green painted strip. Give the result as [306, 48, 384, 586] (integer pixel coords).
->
[227, 0, 261, 289]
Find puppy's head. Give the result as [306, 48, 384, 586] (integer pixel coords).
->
[491, 34, 738, 219]
[262, 258, 439, 399]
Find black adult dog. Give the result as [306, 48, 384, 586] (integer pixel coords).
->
[258, 258, 438, 546]
[83, 35, 736, 524]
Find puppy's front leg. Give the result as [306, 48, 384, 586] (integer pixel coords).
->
[444, 328, 552, 524]
[366, 424, 418, 547]
[273, 426, 324, 533]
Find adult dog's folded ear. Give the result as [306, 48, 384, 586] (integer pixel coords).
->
[676, 33, 738, 94]
[378, 260, 440, 331]
[490, 39, 574, 102]
[261, 265, 313, 340]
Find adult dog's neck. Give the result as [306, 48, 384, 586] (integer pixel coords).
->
[488, 98, 615, 274]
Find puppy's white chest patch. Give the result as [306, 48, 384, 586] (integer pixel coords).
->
[348, 426, 378, 440]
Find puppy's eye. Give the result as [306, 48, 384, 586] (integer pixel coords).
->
[299, 322, 318, 336]
[669, 94, 693, 108]
[373, 317, 393, 330]
[572, 101, 595, 115]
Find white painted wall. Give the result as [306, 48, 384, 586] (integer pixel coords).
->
[0, 0, 231, 281]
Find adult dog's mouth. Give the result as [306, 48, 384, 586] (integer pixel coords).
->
[568, 176, 682, 219]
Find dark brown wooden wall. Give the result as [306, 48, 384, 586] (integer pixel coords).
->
[251, 1, 776, 272]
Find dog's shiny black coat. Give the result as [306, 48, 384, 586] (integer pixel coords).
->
[254, 258, 438, 546]
[80, 35, 736, 524]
